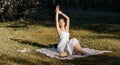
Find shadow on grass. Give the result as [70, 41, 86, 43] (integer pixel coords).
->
[0, 54, 51, 65]
[63, 51, 120, 65]
[6, 21, 28, 28]
[87, 35, 120, 39]
[70, 23, 120, 35]
[0, 54, 34, 65]
[10, 38, 58, 48]
[0, 51, 120, 65]
[26, 19, 55, 27]
[24, 20, 120, 35]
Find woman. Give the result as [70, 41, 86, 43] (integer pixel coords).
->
[56, 5, 87, 57]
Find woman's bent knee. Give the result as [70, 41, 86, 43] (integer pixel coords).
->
[70, 38, 79, 44]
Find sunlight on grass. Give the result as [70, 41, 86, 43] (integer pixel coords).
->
[0, 21, 120, 65]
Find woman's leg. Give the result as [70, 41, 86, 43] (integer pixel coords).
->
[70, 38, 87, 55]
[73, 43, 88, 55]
[74, 43, 84, 54]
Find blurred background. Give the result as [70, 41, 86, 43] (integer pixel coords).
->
[0, 1, 120, 65]
[0, 0, 120, 23]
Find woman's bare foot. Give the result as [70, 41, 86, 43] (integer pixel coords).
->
[73, 51, 82, 55]
[59, 52, 69, 58]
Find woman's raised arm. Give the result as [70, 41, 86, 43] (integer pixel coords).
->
[55, 5, 61, 33]
[59, 11, 70, 31]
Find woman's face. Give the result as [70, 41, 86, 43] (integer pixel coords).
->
[59, 19, 65, 27]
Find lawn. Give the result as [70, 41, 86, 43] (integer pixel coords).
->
[0, 11, 120, 65]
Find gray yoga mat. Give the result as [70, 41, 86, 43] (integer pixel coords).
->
[36, 48, 112, 60]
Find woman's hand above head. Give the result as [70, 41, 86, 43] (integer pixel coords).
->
[56, 5, 63, 14]
[56, 5, 61, 34]
[56, 5, 60, 13]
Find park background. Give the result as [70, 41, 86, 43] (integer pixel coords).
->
[0, 0, 120, 65]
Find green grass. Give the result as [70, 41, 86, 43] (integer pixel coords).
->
[0, 21, 120, 65]
[0, 10, 120, 65]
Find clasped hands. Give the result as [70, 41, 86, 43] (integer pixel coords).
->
[56, 5, 63, 14]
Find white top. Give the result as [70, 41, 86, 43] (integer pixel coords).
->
[57, 31, 79, 55]
[57, 31, 69, 52]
